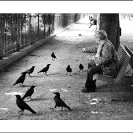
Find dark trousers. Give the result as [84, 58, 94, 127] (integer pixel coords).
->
[85, 64, 102, 92]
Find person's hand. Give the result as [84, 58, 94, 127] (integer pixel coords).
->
[81, 48, 86, 53]
[86, 55, 95, 65]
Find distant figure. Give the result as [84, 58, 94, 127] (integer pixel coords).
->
[89, 16, 93, 23]
[89, 19, 97, 28]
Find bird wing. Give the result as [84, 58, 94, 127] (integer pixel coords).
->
[23, 89, 30, 97]
[17, 99, 32, 110]
[66, 67, 69, 71]
[16, 99, 27, 110]
[44, 66, 49, 72]
[54, 97, 67, 107]
[68, 68, 72, 72]
[39, 68, 45, 72]
[15, 75, 25, 84]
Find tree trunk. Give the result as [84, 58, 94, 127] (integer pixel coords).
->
[37, 14, 39, 38]
[98, 13, 120, 51]
[29, 14, 31, 45]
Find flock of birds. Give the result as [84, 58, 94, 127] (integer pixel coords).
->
[13, 52, 84, 115]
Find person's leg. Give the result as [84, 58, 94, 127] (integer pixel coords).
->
[82, 65, 102, 92]
[89, 24, 92, 28]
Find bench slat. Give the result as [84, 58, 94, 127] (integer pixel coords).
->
[125, 45, 133, 70]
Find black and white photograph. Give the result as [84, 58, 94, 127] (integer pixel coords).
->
[0, 1, 133, 132]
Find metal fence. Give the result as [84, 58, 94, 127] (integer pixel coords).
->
[0, 13, 84, 59]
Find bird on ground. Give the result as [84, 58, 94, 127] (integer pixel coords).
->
[22, 85, 36, 100]
[79, 63, 84, 72]
[15, 95, 36, 115]
[78, 34, 82, 36]
[38, 64, 51, 75]
[66, 65, 72, 75]
[21, 66, 35, 77]
[53, 92, 72, 111]
[51, 52, 57, 61]
[13, 72, 27, 86]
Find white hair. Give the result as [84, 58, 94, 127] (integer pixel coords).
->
[95, 30, 107, 40]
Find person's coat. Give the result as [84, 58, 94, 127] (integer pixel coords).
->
[83, 39, 119, 77]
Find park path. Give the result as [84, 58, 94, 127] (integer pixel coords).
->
[0, 16, 133, 120]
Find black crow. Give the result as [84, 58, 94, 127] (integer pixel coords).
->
[79, 63, 84, 72]
[66, 65, 72, 75]
[13, 72, 27, 86]
[15, 95, 36, 115]
[51, 52, 57, 61]
[53, 92, 72, 111]
[38, 64, 51, 75]
[22, 85, 36, 100]
[22, 66, 35, 77]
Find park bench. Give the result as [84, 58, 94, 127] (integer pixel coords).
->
[124, 45, 133, 75]
[93, 44, 131, 85]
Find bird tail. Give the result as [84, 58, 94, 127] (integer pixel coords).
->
[21, 95, 26, 100]
[29, 108, 36, 114]
[13, 82, 16, 86]
[66, 105, 72, 111]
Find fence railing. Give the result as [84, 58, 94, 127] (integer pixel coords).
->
[0, 13, 84, 59]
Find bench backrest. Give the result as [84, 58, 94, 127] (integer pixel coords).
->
[125, 45, 133, 70]
[115, 44, 131, 82]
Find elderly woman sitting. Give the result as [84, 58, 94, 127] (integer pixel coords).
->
[81, 30, 119, 93]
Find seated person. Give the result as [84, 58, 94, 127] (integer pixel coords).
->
[81, 30, 119, 93]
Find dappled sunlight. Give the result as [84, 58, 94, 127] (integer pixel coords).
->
[61, 88, 68, 92]
[49, 89, 58, 92]
[91, 111, 103, 114]
[0, 108, 9, 111]
[4, 92, 23, 96]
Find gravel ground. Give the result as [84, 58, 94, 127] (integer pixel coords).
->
[0, 17, 133, 120]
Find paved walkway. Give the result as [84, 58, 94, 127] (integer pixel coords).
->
[0, 16, 133, 122]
